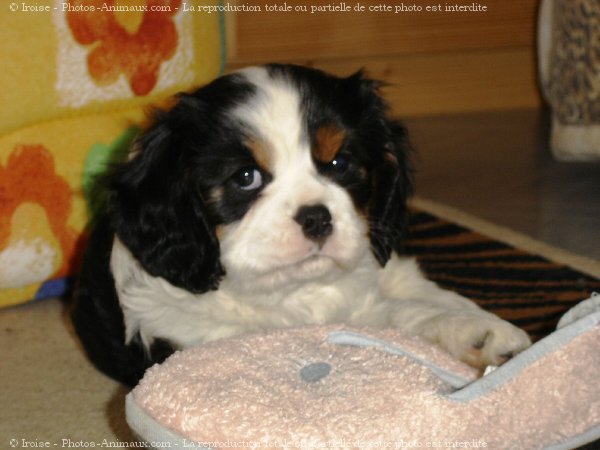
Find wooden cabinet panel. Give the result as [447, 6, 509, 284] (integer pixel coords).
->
[230, 0, 538, 64]
[310, 49, 540, 116]
[225, 0, 541, 114]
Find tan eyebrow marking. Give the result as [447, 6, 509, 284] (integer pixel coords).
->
[313, 123, 347, 163]
[244, 136, 272, 172]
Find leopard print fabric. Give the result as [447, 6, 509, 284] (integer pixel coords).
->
[544, 0, 600, 125]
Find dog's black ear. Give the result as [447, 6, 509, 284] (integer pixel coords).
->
[369, 119, 413, 265]
[352, 76, 413, 266]
[109, 113, 224, 293]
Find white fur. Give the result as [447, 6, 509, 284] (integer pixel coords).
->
[111, 67, 531, 368]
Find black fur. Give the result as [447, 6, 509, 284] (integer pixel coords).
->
[71, 64, 412, 386]
[108, 74, 259, 294]
[71, 216, 175, 387]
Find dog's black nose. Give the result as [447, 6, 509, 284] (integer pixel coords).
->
[294, 204, 333, 242]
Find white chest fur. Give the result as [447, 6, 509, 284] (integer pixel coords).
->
[110, 238, 388, 349]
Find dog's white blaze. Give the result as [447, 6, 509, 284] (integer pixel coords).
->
[233, 67, 307, 170]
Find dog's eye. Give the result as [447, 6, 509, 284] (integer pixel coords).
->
[329, 156, 349, 173]
[232, 167, 263, 191]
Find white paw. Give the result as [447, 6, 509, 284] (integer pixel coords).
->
[422, 311, 532, 369]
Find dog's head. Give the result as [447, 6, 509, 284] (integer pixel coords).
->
[109, 64, 412, 294]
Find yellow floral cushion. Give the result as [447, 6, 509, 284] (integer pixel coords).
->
[0, 0, 225, 307]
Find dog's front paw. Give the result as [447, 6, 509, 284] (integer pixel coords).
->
[423, 312, 532, 369]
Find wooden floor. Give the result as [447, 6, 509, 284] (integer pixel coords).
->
[405, 108, 600, 261]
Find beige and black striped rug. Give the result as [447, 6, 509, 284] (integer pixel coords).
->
[407, 199, 600, 342]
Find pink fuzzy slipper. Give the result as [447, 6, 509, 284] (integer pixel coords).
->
[126, 294, 600, 449]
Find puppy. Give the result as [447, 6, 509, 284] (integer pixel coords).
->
[72, 64, 531, 386]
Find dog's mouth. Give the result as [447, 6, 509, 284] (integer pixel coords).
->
[266, 245, 360, 281]
[271, 250, 330, 273]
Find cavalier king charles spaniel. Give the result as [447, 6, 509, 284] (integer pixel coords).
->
[72, 64, 530, 386]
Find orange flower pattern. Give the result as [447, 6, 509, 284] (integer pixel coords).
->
[0, 145, 80, 278]
[67, 0, 181, 96]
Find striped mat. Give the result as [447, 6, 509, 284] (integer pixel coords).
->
[406, 209, 600, 342]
